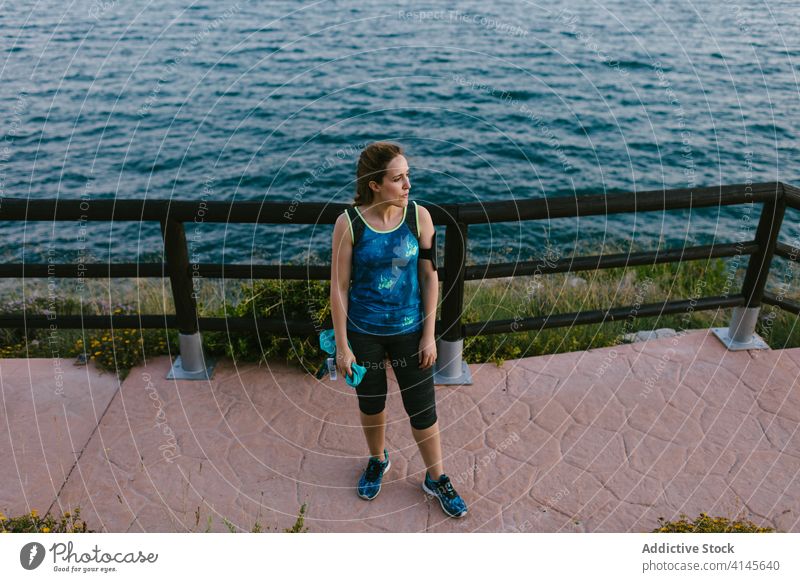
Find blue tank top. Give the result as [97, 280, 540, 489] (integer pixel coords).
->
[346, 203, 423, 336]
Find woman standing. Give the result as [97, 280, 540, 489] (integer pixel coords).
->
[329, 142, 467, 518]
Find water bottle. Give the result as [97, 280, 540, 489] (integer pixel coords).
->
[327, 357, 337, 381]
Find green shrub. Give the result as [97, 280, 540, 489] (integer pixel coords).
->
[75, 308, 177, 377]
[653, 512, 775, 533]
[0, 296, 177, 380]
[0, 507, 92, 533]
[282, 503, 309, 533]
[2, 246, 799, 375]
[0, 295, 84, 359]
[228, 278, 330, 370]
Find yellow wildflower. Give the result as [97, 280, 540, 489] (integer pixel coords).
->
[41, 527, 50, 533]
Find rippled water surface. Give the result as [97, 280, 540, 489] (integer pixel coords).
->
[1, 0, 799, 265]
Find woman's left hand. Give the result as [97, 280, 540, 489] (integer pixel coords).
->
[418, 334, 437, 369]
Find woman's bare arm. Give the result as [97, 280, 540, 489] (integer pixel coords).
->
[416, 205, 439, 341]
[330, 213, 353, 351]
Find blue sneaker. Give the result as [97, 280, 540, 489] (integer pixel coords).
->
[357, 449, 391, 500]
[422, 472, 468, 518]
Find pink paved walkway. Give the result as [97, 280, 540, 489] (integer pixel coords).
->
[1, 329, 799, 532]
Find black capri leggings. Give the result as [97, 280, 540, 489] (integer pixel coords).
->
[346, 328, 437, 430]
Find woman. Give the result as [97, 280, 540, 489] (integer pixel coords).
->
[329, 142, 467, 518]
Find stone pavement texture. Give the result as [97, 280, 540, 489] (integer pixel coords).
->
[1, 329, 799, 532]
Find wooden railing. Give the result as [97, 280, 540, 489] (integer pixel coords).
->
[2, 182, 799, 381]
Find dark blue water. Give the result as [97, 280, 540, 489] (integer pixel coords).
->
[2, 0, 799, 268]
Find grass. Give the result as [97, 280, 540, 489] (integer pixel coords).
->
[653, 512, 775, 533]
[1, 242, 799, 376]
[194, 503, 309, 533]
[3, 504, 777, 533]
[460, 242, 800, 365]
[0, 504, 308, 533]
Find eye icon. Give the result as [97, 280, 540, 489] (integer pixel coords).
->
[20, 542, 46, 570]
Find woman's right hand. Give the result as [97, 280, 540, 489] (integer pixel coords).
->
[336, 345, 357, 380]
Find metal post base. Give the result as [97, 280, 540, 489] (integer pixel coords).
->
[433, 338, 473, 385]
[167, 332, 216, 380]
[712, 306, 769, 351]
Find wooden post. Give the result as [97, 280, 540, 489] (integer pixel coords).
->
[161, 218, 214, 379]
[434, 216, 472, 384]
[713, 186, 786, 350]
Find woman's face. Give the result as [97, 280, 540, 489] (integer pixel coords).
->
[370, 155, 410, 208]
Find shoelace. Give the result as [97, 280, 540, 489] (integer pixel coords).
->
[364, 457, 384, 481]
[435, 476, 458, 500]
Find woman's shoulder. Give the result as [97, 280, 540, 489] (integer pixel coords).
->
[333, 211, 354, 244]
[411, 201, 434, 242]
[412, 201, 433, 225]
[334, 210, 349, 227]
